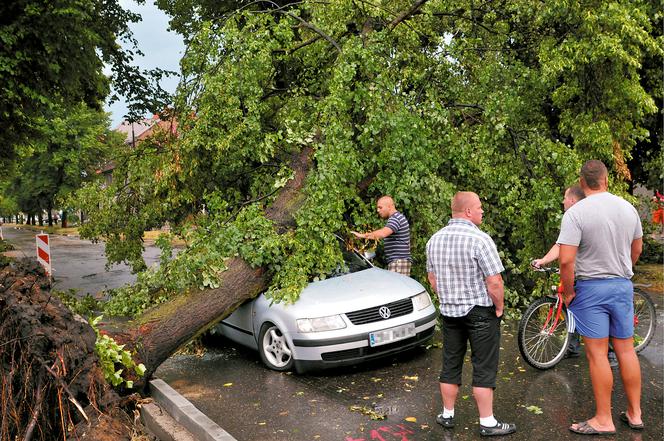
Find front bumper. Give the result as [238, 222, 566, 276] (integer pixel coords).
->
[292, 310, 438, 373]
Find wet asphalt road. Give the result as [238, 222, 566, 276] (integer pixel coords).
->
[1, 226, 161, 296]
[156, 304, 663, 441]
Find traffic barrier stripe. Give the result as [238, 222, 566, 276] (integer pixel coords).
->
[38, 247, 50, 264]
[36, 234, 51, 276]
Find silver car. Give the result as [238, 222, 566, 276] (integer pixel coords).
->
[213, 240, 439, 373]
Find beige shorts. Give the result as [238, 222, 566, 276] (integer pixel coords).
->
[387, 259, 411, 276]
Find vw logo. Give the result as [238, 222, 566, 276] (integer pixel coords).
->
[378, 306, 391, 319]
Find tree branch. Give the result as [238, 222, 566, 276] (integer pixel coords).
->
[248, 0, 342, 53]
[389, 0, 430, 30]
[432, 11, 505, 36]
[281, 11, 342, 53]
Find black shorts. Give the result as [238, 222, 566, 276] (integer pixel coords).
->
[439, 305, 501, 388]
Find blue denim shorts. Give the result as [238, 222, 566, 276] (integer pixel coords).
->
[569, 278, 633, 339]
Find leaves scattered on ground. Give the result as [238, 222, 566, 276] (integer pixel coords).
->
[524, 405, 544, 414]
[349, 405, 386, 420]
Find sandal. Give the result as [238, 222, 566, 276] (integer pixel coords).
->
[619, 412, 644, 430]
[569, 420, 616, 435]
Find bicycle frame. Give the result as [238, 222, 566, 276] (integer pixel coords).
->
[540, 284, 566, 335]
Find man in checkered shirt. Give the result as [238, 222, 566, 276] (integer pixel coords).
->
[426, 191, 515, 437]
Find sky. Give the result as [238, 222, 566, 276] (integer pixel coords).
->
[104, 0, 185, 127]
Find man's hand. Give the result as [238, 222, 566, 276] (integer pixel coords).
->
[351, 227, 393, 241]
[531, 259, 544, 269]
[562, 291, 575, 307]
[427, 272, 437, 294]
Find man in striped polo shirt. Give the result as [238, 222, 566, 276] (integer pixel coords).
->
[352, 195, 412, 276]
[426, 191, 515, 437]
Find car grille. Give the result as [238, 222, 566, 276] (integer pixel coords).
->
[345, 298, 414, 325]
[320, 327, 435, 361]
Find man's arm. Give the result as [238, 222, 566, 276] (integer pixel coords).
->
[485, 273, 504, 317]
[532, 244, 560, 268]
[631, 237, 643, 266]
[427, 272, 437, 293]
[351, 227, 393, 240]
[559, 244, 578, 306]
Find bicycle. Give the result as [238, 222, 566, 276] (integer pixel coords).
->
[518, 267, 657, 370]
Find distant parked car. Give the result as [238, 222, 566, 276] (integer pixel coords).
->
[212, 239, 438, 373]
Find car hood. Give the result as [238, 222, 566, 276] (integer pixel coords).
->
[272, 267, 426, 317]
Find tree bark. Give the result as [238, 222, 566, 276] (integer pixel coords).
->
[108, 147, 313, 384]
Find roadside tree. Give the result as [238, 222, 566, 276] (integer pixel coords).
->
[0, 0, 172, 171]
[5, 105, 124, 227]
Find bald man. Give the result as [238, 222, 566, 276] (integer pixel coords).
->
[426, 191, 515, 437]
[352, 195, 412, 276]
[560, 160, 643, 435]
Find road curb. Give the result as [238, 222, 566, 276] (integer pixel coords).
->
[141, 401, 195, 441]
[149, 378, 238, 441]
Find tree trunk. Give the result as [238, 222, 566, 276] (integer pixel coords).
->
[62, 209, 68, 228]
[108, 147, 313, 385]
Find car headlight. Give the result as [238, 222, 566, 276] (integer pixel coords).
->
[297, 315, 347, 333]
[412, 291, 432, 310]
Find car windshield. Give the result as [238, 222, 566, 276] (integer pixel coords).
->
[328, 239, 372, 277]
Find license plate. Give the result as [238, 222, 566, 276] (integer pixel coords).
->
[369, 323, 416, 347]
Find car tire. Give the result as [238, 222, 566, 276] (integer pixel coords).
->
[258, 322, 294, 371]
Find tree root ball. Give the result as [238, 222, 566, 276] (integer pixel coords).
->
[0, 258, 134, 440]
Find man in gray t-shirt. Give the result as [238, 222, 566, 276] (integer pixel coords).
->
[559, 160, 643, 435]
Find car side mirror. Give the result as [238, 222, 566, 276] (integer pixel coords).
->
[363, 250, 376, 261]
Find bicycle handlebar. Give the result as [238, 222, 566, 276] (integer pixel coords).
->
[529, 261, 560, 274]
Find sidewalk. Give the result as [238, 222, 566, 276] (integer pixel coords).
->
[1, 222, 184, 245]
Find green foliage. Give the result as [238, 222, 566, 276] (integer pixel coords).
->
[3, 103, 121, 225]
[0, 0, 173, 169]
[54, 289, 101, 317]
[0, 239, 12, 267]
[640, 236, 664, 264]
[75, 0, 661, 315]
[0, 239, 14, 253]
[89, 315, 145, 389]
[642, 147, 663, 191]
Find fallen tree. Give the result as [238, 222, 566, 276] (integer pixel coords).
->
[109, 146, 313, 382]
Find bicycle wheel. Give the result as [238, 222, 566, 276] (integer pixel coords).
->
[633, 289, 656, 353]
[518, 297, 571, 369]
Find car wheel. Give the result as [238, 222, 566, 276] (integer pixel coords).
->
[258, 323, 294, 371]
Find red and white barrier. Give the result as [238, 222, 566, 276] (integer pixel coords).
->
[36, 233, 51, 276]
